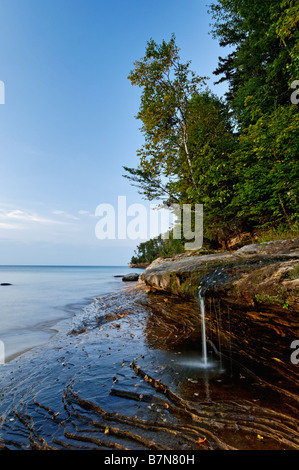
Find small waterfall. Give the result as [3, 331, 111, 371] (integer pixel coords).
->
[227, 305, 233, 377]
[213, 298, 223, 370]
[198, 287, 208, 366]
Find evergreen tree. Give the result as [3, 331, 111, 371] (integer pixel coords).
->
[209, 0, 299, 127]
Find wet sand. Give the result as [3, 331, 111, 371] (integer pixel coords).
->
[0, 284, 298, 450]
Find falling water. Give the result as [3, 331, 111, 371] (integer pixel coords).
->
[213, 298, 223, 370]
[228, 305, 233, 377]
[198, 287, 208, 366]
[217, 300, 223, 370]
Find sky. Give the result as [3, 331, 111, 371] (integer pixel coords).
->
[0, 0, 229, 266]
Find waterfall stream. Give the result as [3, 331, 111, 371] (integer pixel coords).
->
[198, 287, 208, 366]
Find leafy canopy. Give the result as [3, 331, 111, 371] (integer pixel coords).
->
[124, 3, 299, 263]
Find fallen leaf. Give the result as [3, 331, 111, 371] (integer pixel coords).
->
[197, 437, 207, 446]
[272, 357, 283, 364]
[257, 434, 264, 440]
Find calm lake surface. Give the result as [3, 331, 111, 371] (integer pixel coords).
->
[0, 265, 143, 362]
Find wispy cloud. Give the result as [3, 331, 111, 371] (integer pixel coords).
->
[0, 208, 68, 227]
[51, 210, 79, 220]
[0, 206, 97, 247]
[77, 209, 95, 217]
[0, 222, 25, 230]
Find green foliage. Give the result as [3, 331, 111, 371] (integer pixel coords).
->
[184, 93, 237, 224]
[231, 105, 299, 227]
[125, 3, 299, 262]
[124, 34, 208, 202]
[209, 0, 299, 127]
[288, 264, 299, 280]
[255, 226, 299, 244]
[124, 37, 236, 226]
[130, 231, 185, 264]
[254, 292, 290, 309]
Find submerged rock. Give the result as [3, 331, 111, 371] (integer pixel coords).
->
[122, 273, 140, 282]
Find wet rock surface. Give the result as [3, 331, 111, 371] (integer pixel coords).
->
[0, 285, 298, 450]
[140, 239, 299, 408]
[122, 273, 140, 282]
[140, 239, 299, 310]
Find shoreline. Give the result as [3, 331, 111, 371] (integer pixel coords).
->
[0, 258, 298, 450]
[0, 266, 142, 365]
[0, 282, 142, 364]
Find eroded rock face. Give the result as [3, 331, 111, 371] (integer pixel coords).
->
[140, 239, 299, 390]
[140, 239, 299, 313]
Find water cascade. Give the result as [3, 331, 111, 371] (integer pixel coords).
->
[214, 298, 223, 370]
[227, 305, 233, 377]
[198, 287, 208, 366]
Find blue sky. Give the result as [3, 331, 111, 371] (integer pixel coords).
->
[0, 0, 228, 265]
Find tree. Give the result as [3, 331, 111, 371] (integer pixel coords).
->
[125, 23, 298, 260]
[209, 0, 299, 233]
[209, 0, 299, 127]
[123, 36, 236, 223]
[230, 104, 299, 228]
[275, 0, 299, 82]
[124, 35, 241, 247]
[123, 34, 207, 203]
[181, 93, 236, 223]
[130, 232, 185, 265]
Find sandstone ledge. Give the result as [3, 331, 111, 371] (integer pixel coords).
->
[140, 239, 299, 314]
[140, 239, 299, 389]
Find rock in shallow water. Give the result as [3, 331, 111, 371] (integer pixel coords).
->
[122, 273, 140, 282]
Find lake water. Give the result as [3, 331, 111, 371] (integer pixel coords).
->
[0, 265, 143, 362]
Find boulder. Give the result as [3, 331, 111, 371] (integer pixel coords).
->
[122, 273, 140, 282]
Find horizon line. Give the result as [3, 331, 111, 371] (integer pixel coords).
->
[0, 264, 131, 268]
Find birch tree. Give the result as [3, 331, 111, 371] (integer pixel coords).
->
[123, 34, 207, 203]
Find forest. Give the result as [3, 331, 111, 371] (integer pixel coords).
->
[124, 0, 299, 265]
